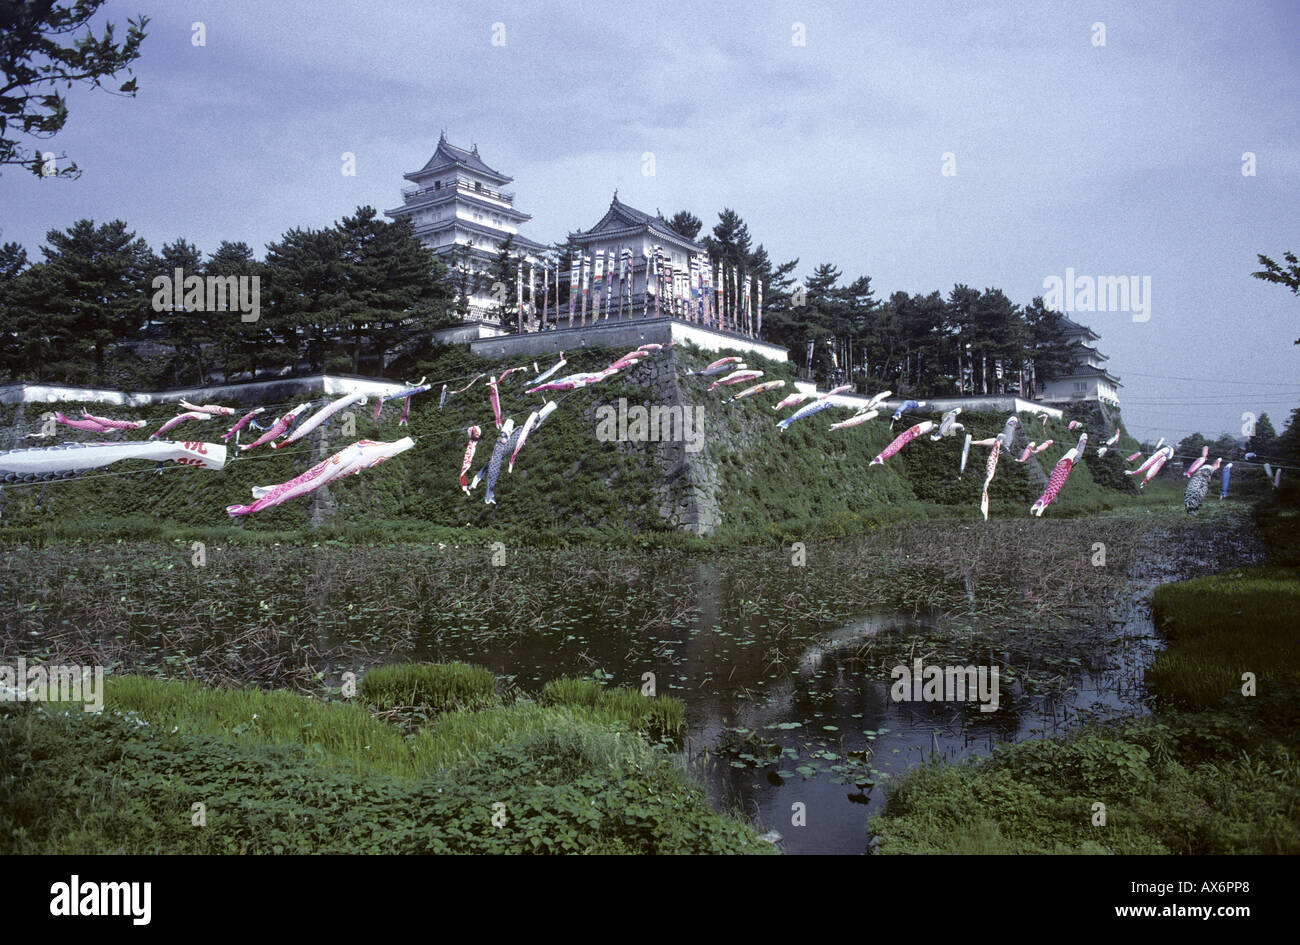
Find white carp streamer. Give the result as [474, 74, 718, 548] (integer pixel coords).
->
[1126, 445, 1174, 488]
[829, 409, 880, 431]
[509, 401, 557, 473]
[179, 401, 236, 416]
[930, 408, 963, 440]
[227, 438, 414, 516]
[726, 380, 786, 403]
[276, 390, 367, 448]
[0, 440, 226, 483]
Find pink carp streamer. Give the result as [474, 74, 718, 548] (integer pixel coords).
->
[1038, 413, 1050, 431]
[727, 380, 786, 403]
[1126, 451, 1142, 463]
[459, 426, 483, 494]
[1068, 420, 1083, 431]
[509, 401, 557, 472]
[277, 390, 366, 448]
[607, 348, 654, 371]
[151, 411, 209, 439]
[441, 373, 486, 407]
[1126, 445, 1173, 488]
[871, 421, 936, 466]
[1184, 446, 1210, 477]
[773, 393, 813, 411]
[830, 409, 879, 431]
[689, 356, 743, 377]
[222, 407, 265, 441]
[1096, 427, 1122, 457]
[1015, 440, 1053, 462]
[709, 370, 764, 391]
[179, 401, 236, 416]
[241, 404, 309, 451]
[55, 411, 146, 433]
[497, 365, 531, 384]
[1031, 434, 1088, 516]
[227, 437, 414, 516]
[488, 376, 502, 428]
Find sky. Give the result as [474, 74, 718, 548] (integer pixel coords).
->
[3, 0, 1298, 443]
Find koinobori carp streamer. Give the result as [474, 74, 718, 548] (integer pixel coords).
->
[226, 438, 414, 516]
[1031, 433, 1088, 516]
[0, 439, 227, 483]
[871, 421, 936, 465]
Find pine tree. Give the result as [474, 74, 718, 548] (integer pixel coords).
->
[37, 219, 152, 383]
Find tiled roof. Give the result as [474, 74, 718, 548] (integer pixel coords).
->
[570, 195, 705, 251]
[413, 134, 512, 183]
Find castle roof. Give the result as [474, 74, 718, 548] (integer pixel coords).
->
[407, 133, 513, 184]
[569, 194, 706, 251]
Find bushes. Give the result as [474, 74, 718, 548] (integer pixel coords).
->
[0, 705, 773, 854]
[361, 662, 498, 712]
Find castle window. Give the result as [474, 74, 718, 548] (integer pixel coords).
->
[434, 180, 441, 191]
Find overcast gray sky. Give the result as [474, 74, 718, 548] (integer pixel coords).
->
[4, 0, 1297, 443]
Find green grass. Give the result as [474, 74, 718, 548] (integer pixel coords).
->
[360, 661, 498, 712]
[3, 670, 771, 854]
[539, 676, 686, 740]
[1150, 567, 1300, 710]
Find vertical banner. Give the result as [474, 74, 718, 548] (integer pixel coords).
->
[541, 262, 549, 331]
[718, 263, 725, 329]
[665, 260, 674, 318]
[569, 255, 578, 325]
[756, 278, 763, 337]
[619, 248, 630, 319]
[604, 250, 614, 319]
[593, 251, 604, 321]
[743, 273, 752, 336]
[516, 259, 524, 333]
[651, 247, 661, 318]
[580, 254, 590, 325]
[528, 262, 536, 332]
[731, 267, 739, 333]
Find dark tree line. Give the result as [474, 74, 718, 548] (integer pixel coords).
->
[0, 207, 456, 387]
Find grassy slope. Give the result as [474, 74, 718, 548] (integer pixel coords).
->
[2, 342, 1163, 545]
